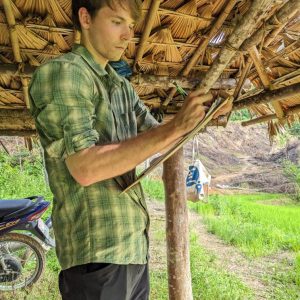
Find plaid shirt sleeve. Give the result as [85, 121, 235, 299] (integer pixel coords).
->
[29, 61, 99, 159]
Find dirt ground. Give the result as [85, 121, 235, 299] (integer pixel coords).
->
[185, 123, 300, 194]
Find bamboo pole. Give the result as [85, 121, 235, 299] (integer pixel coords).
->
[21, 78, 30, 109]
[197, 0, 277, 94]
[133, 0, 161, 72]
[248, 46, 285, 118]
[248, 46, 271, 88]
[2, 0, 22, 63]
[233, 58, 253, 99]
[242, 104, 300, 126]
[163, 0, 237, 107]
[163, 148, 193, 300]
[233, 83, 300, 110]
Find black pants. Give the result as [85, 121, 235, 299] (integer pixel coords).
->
[59, 263, 149, 300]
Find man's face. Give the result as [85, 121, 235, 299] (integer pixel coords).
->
[84, 3, 135, 64]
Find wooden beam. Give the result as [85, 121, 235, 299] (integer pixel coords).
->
[0, 45, 63, 57]
[133, 0, 161, 71]
[0, 129, 36, 137]
[241, 0, 300, 50]
[163, 148, 193, 300]
[0, 63, 35, 77]
[127, 59, 239, 73]
[163, 0, 237, 106]
[130, 74, 242, 90]
[0, 109, 35, 131]
[242, 104, 300, 126]
[0, 61, 239, 78]
[233, 83, 300, 110]
[2, 0, 22, 63]
[197, 0, 277, 94]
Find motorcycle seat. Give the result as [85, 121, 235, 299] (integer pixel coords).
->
[0, 198, 36, 219]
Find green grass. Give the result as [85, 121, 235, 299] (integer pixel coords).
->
[142, 177, 165, 202]
[189, 194, 300, 256]
[150, 232, 252, 300]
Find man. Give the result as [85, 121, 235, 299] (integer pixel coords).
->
[29, 0, 230, 299]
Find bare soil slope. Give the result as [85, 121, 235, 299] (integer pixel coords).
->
[184, 123, 300, 194]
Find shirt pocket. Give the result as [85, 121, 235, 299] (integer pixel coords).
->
[116, 110, 137, 140]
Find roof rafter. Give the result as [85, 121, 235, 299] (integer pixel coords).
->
[163, 0, 237, 107]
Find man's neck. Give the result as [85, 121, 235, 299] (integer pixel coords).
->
[81, 35, 108, 69]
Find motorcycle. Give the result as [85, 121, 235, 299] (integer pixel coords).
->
[0, 196, 55, 291]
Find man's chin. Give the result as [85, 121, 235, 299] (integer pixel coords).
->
[109, 56, 123, 62]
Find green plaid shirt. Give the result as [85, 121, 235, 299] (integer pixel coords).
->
[29, 44, 158, 270]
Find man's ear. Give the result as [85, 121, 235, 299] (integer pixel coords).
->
[78, 7, 92, 30]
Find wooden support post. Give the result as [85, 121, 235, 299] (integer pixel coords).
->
[163, 148, 193, 300]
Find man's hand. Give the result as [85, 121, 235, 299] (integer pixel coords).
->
[171, 89, 213, 136]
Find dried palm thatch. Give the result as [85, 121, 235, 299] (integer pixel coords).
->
[162, 0, 210, 39]
[145, 28, 182, 62]
[0, 0, 299, 138]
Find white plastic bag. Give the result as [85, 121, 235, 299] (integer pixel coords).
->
[186, 137, 211, 201]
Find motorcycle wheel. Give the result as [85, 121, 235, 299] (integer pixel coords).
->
[0, 232, 45, 291]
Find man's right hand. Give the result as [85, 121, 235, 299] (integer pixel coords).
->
[171, 89, 213, 136]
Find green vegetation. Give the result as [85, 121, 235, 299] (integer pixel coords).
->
[283, 160, 300, 202]
[229, 109, 252, 121]
[1, 152, 300, 299]
[142, 177, 300, 299]
[189, 194, 300, 256]
[0, 151, 52, 200]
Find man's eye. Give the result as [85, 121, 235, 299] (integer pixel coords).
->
[113, 20, 121, 25]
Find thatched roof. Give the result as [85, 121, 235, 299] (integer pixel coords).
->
[0, 0, 300, 137]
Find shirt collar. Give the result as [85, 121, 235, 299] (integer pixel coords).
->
[72, 44, 124, 87]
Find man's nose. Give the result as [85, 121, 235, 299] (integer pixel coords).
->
[121, 25, 133, 41]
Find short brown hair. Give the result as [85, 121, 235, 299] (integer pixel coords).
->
[72, 0, 142, 31]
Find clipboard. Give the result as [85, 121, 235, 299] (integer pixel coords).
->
[121, 95, 232, 194]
